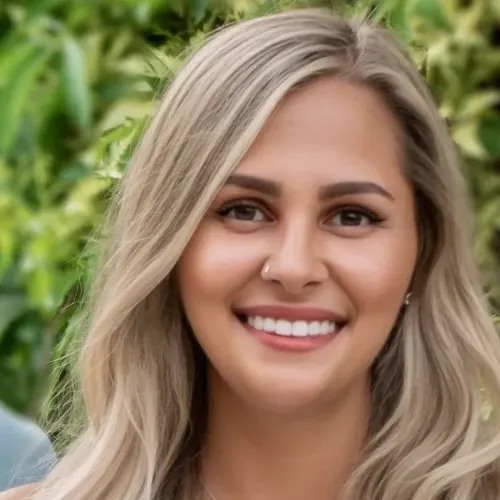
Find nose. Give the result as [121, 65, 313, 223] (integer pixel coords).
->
[267, 225, 329, 295]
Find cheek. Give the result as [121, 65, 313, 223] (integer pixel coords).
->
[326, 230, 417, 380]
[330, 228, 417, 318]
[177, 223, 263, 310]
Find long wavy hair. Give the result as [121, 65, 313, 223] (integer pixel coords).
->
[34, 8, 500, 500]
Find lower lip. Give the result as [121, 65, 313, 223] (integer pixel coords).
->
[241, 321, 341, 352]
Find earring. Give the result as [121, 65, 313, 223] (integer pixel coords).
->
[261, 262, 272, 281]
[404, 293, 412, 306]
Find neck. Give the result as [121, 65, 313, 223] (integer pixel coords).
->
[200, 368, 371, 500]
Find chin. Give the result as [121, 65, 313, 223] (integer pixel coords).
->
[237, 366, 344, 416]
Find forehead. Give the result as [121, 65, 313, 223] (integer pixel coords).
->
[235, 77, 407, 190]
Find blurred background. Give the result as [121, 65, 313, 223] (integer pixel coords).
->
[0, 0, 499, 422]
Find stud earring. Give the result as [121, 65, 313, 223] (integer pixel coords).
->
[261, 262, 272, 281]
[404, 293, 412, 306]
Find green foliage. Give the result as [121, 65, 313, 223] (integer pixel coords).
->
[0, 0, 499, 417]
[0, 0, 227, 415]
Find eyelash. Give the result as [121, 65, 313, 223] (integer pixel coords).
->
[216, 200, 267, 220]
[215, 200, 385, 226]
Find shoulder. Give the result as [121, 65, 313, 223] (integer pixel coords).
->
[0, 406, 56, 490]
[0, 407, 49, 446]
[0, 483, 39, 499]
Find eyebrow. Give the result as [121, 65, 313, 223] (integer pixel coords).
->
[225, 174, 395, 201]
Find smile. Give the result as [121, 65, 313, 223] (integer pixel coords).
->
[234, 305, 347, 352]
[246, 316, 340, 337]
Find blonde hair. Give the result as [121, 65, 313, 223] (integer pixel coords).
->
[35, 8, 500, 500]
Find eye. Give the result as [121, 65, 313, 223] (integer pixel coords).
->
[216, 202, 268, 222]
[329, 207, 384, 227]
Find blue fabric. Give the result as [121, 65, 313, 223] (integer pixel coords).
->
[0, 404, 57, 492]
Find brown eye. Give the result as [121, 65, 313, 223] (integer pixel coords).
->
[217, 203, 267, 222]
[333, 210, 369, 226]
[329, 207, 383, 227]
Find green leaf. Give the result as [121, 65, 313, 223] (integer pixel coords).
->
[479, 113, 500, 158]
[0, 229, 15, 278]
[0, 44, 52, 156]
[385, 0, 412, 41]
[455, 91, 500, 120]
[190, 0, 209, 24]
[453, 121, 487, 159]
[0, 42, 37, 84]
[97, 121, 139, 163]
[27, 265, 55, 316]
[96, 116, 148, 178]
[411, 0, 448, 30]
[167, 0, 186, 18]
[0, 294, 27, 341]
[61, 35, 92, 133]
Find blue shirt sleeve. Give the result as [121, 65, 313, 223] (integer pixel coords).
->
[0, 405, 57, 492]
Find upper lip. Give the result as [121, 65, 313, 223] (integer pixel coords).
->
[233, 305, 348, 323]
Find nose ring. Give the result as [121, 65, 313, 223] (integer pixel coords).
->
[261, 262, 272, 281]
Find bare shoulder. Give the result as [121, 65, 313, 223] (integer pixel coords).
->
[0, 484, 40, 500]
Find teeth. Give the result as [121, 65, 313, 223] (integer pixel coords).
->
[276, 320, 292, 336]
[310, 321, 321, 335]
[292, 321, 308, 337]
[245, 316, 340, 337]
[263, 318, 275, 332]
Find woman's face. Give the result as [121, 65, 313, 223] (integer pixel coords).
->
[177, 77, 418, 414]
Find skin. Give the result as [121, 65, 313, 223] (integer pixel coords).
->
[177, 76, 418, 500]
[0, 484, 38, 500]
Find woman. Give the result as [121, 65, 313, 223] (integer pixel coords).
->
[4, 7, 500, 500]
